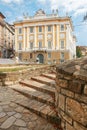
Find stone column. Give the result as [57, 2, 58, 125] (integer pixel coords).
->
[34, 26, 37, 48]
[45, 25, 47, 48]
[15, 28, 18, 51]
[27, 27, 29, 49]
[56, 25, 59, 50]
[52, 25, 55, 50]
[23, 27, 26, 51]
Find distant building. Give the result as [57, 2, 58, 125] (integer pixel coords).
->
[14, 9, 76, 64]
[0, 12, 15, 58]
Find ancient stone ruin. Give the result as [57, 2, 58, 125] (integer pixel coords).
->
[56, 56, 87, 130]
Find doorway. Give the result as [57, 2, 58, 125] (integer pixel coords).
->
[37, 54, 44, 63]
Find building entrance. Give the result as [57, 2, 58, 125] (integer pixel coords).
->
[37, 54, 44, 63]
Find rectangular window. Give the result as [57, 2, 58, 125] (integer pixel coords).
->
[60, 25, 64, 31]
[30, 53, 32, 59]
[60, 52, 64, 62]
[48, 52, 51, 58]
[30, 42, 33, 49]
[19, 42, 22, 50]
[38, 26, 42, 32]
[18, 36, 22, 40]
[61, 52, 64, 59]
[30, 27, 34, 33]
[19, 28, 22, 34]
[48, 41, 52, 49]
[19, 53, 22, 60]
[60, 40, 64, 49]
[39, 42, 42, 48]
[48, 25, 51, 32]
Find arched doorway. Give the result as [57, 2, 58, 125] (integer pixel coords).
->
[37, 54, 44, 63]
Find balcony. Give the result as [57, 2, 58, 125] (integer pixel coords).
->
[29, 47, 47, 52]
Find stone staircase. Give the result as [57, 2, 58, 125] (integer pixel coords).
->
[12, 73, 61, 127]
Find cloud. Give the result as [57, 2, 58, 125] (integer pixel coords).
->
[1, 0, 23, 4]
[38, 0, 87, 16]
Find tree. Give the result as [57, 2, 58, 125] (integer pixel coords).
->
[76, 46, 82, 58]
[83, 12, 87, 21]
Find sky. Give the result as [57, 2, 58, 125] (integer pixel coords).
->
[0, 0, 87, 46]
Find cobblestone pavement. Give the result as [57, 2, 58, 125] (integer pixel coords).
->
[0, 85, 55, 130]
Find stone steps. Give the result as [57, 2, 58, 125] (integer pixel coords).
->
[15, 98, 60, 125]
[12, 85, 55, 106]
[16, 73, 60, 127]
[19, 79, 55, 95]
[31, 76, 55, 86]
[41, 73, 56, 80]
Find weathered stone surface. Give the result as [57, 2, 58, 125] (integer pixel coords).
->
[0, 116, 8, 124]
[61, 89, 74, 98]
[14, 113, 22, 119]
[60, 111, 72, 125]
[84, 85, 87, 95]
[7, 111, 16, 116]
[68, 80, 83, 94]
[19, 128, 28, 130]
[75, 93, 87, 104]
[15, 106, 24, 112]
[74, 121, 87, 130]
[56, 57, 87, 130]
[74, 70, 87, 81]
[66, 123, 75, 130]
[66, 98, 87, 126]
[0, 106, 3, 112]
[0, 116, 16, 129]
[56, 79, 68, 88]
[14, 119, 26, 127]
[0, 112, 6, 118]
[59, 94, 65, 111]
[61, 119, 65, 130]
[56, 73, 63, 79]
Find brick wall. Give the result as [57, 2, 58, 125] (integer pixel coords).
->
[0, 65, 55, 86]
[56, 57, 87, 130]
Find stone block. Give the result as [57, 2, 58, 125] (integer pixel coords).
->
[74, 121, 87, 130]
[56, 73, 63, 79]
[60, 111, 72, 125]
[68, 80, 83, 94]
[64, 75, 72, 80]
[84, 85, 87, 95]
[56, 79, 68, 88]
[75, 93, 87, 104]
[61, 89, 74, 98]
[61, 119, 65, 130]
[59, 94, 65, 111]
[1, 116, 16, 129]
[55, 84, 61, 93]
[66, 98, 87, 126]
[66, 123, 75, 130]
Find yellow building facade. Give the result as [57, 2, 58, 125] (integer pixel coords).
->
[14, 9, 76, 64]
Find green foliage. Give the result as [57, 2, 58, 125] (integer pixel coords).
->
[76, 47, 82, 58]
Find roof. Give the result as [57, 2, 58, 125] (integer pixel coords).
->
[0, 12, 5, 18]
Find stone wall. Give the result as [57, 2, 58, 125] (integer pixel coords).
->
[0, 65, 56, 86]
[56, 57, 87, 130]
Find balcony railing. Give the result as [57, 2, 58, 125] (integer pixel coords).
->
[28, 47, 53, 52]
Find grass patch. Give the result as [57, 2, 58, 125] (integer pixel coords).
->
[0, 64, 47, 73]
[0, 66, 30, 72]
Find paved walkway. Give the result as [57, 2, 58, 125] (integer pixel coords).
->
[0, 85, 55, 130]
[0, 58, 16, 64]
